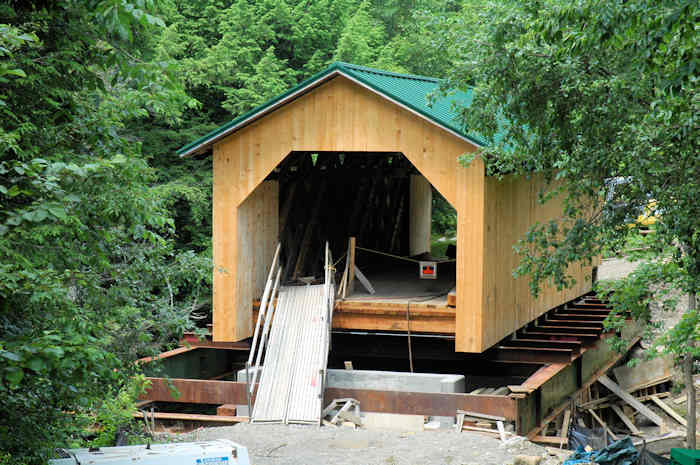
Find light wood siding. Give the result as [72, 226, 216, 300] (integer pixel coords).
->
[480, 174, 595, 350]
[212, 76, 481, 343]
[212, 177, 278, 342]
[454, 157, 486, 352]
[409, 174, 432, 255]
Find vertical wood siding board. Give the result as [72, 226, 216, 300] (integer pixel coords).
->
[336, 84, 347, 149]
[394, 104, 402, 147]
[455, 156, 484, 352]
[327, 90, 336, 151]
[213, 142, 240, 342]
[236, 197, 248, 340]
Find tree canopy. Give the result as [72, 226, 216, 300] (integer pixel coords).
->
[446, 0, 698, 446]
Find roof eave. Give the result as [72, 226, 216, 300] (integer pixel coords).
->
[177, 63, 484, 157]
[177, 67, 343, 157]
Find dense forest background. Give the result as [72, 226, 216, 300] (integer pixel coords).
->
[2, 0, 696, 461]
[0, 1, 466, 461]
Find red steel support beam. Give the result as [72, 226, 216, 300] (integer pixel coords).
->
[324, 388, 517, 420]
[140, 378, 517, 421]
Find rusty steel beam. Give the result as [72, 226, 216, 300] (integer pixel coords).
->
[505, 339, 583, 351]
[531, 325, 602, 333]
[520, 330, 599, 342]
[141, 378, 518, 421]
[491, 346, 574, 364]
[542, 319, 604, 328]
[524, 334, 643, 439]
[142, 378, 256, 405]
[324, 388, 517, 420]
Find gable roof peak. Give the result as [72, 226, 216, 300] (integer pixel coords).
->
[177, 62, 484, 157]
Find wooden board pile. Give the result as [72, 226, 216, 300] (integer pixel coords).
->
[533, 356, 689, 450]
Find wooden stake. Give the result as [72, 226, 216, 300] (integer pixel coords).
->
[347, 237, 356, 296]
[610, 404, 641, 435]
[598, 375, 665, 427]
[650, 395, 687, 427]
[588, 409, 618, 441]
[559, 409, 571, 448]
[353, 266, 375, 294]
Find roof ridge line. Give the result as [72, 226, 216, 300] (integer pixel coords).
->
[336, 62, 442, 83]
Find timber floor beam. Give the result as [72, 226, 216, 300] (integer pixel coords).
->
[255, 299, 456, 334]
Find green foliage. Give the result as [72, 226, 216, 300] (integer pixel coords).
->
[0, 1, 208, 463]
[334, 0, 387, 66]
[432, 188, 456, 236]
[0, 0, 473, 462]
[446, 0, 699, 360]
[91, 376, 152, 447]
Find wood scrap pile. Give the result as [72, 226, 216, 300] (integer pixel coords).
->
[322, 398, 361, 429]
[532, 356, 688, 451]
[455, 410, 515, 443]
[568, 356, 689, 452]
[469, 386, 510, 396]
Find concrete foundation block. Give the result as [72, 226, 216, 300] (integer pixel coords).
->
[237, 367, 466, 394]
[326, 369, 465, 394]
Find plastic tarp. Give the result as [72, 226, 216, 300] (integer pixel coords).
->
[638, 448, 670, 465]
[568, 425, 613, 451]
[563, 438, 640, 465]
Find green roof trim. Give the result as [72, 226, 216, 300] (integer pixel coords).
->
[177, 62, 486, 157]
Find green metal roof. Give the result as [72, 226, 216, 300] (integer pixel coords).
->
[177, 62, 485, 157]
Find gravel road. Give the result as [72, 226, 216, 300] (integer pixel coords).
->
[170, 422, 561, 465]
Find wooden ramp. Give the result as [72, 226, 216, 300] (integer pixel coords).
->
[252, 280, 334, 424]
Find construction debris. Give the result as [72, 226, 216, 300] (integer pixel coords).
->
[322, 398, 361, 427]
[455, 409, 516, 444]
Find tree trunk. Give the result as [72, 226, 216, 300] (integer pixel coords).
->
[686, 290, 696, 449]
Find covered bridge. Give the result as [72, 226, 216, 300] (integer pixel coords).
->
[178, 62, 594, 353]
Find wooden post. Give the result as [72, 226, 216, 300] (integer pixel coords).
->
[347, 237, 356, 296]
[409, 174, 432, 256]
[245, 362, 251, 418]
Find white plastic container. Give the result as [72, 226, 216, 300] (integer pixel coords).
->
[49, 439, 250, 465]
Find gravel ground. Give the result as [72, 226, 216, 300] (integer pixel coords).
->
[166, 423, 562, 465]
[597, 257, 641, 281]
